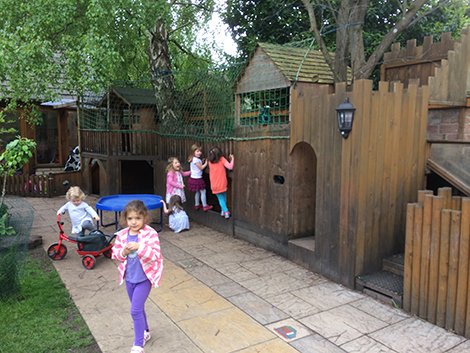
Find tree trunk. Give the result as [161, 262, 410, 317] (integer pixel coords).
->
[349, 0, 369, 82]
[147, 21, 182, 132]
[334, 0, 353, 83]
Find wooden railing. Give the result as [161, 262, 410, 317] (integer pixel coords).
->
[404, 187, 470, 337]
[80, 131, 158, 156]
[3, 171, 82, 198]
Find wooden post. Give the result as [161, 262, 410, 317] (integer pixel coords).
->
[411, 204, 423, 315]
[452, 196, 462, 211]
[418, 190, 433, 205]
[419, 194, 433, 319]
[445, 211, 461, 330]
[438, 187, 452, 210]
[456, 198, 470, 335]
[403, 203, 415, 312]
[427, 196, 443, 324]
[436, 209, 452, 327]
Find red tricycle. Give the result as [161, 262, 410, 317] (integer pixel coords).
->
[47, 214, 116, 270]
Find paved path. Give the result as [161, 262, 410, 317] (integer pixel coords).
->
[28, 196, 470, 353]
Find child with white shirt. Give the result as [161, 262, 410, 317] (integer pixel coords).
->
[57, 186, 100, 236]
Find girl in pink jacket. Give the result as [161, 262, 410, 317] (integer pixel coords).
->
[111, 200, 163, 353]
[165, 157, 191, 203]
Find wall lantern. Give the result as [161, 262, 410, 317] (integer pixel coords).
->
[336, 97, 356, 139]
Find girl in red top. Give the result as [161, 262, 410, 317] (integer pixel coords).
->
[208, 146, 234, 219]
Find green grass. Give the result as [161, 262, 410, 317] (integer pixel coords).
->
[0, 248, 99, 353]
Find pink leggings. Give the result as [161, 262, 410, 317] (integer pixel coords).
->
[126, 279, 152, 347]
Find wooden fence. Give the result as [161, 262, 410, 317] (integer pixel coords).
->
[290, 79, 429, 286]
[3, 171, 82, 197]
[404, 187, 470, 337]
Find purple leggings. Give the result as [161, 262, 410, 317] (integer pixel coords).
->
[126, 279, 152, 347]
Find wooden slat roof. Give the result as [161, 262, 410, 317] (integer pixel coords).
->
[111, 86, 157, 105]
[258, 42, 350, 84]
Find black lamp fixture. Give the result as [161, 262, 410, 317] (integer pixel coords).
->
[336, 97, 356, 139]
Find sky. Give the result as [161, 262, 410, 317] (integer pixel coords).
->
[208, 10, 238, 57]
[198, 2, 238, 62]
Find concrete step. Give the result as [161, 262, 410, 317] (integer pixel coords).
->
[288, 236, 315, 271]
[383, 253, 404, 276]
[356, 270, 403, 308]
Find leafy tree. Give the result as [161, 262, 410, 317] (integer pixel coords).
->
[0, 0, 216, 121]
[223, 0, 469, 82]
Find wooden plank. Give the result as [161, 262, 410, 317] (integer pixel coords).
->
[328, 84, 342, 283]
[355, 80, 373, 276]
[427, 196, 444, 323]
[418, 190, 433, 205]
[387, 82, 403, 254]
[402, 84, 416, 230]
[411, 204, 423, 315]
[419, 194, 433, 319]
[394, 83, 410, 249]
[456, 198, 470, 335]
[445, 211, 461, 331]
[438, 187, 453, 209]
[370, 82, 388, 274]
[363, 90, 380, 274]
[452, 196, 462, 211]
[436, 209, 452, 327]
[417, 86, 429, 191]
[408, 84, 421, 202]
[378, 86, 394, 265]
[427, 159, 470, 196]
[403, 203, 416, 312]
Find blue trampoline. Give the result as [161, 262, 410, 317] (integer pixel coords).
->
[96, 194, 163, 232]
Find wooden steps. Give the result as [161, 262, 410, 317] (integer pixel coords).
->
[288, 236, 315, 271]
[356, 253, 404, 308]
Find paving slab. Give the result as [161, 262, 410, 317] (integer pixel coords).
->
[24, 195, 470, 353]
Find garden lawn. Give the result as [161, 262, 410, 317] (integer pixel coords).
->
[0, 246, 100, 353]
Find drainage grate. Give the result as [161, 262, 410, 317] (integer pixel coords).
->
[357, 270, 403, 296]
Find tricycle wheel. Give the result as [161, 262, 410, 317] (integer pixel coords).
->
[103, 249, 112, 258]
[47, 242, 67, 260]
[82, 255, 96, 270]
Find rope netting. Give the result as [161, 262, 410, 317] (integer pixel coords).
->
[79, 41, 336, 143]
[0, 196, 34, 299]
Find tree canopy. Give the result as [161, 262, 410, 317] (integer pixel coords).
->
[0, 0, 218, 110]
[223, 0, 469, 82]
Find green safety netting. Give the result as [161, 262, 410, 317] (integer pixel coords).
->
[79, 40, 335, 141]
[0, 196, 34, 299]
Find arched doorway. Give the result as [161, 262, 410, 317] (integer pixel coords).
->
[290, 142, 317, 238]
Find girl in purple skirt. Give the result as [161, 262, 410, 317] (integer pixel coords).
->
[187, 144, 213, 211]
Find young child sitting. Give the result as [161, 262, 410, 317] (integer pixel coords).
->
[160, 195, 189, 233]
[57, 186, 100, 236]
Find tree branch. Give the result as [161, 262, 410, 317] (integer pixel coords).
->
[356, 0, 430, 79]
[408, 0, 451, 27]
[300, 0, 341, 82]
[168, 21, 192, 35]
[324, 0, 338, 23]
[169, 39, 212, 64]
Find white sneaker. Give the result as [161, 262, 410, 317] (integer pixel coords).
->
[130, 346, 144, 353]
[221, 210, 225, 216]
[143, 330, 151, 346]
